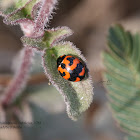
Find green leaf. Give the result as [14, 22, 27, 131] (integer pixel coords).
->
[43, 42, 93, 120]
[44, 27, 73, 46]
[0, 0, 38, 24]
[127, 136, 140, 140]
[0, 0, 29, 15]
[21, 27, 73, 49]
[22, 27, 93, 120]
[104, 24, 140, 139]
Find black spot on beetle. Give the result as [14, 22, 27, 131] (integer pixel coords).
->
[61, 63, 66, 69]
[59, 71, 66, 77]
[68, 76, 77, 81]
[78, 75, 85, 81]
[68, 69, 78, 81]
[67, 57, 75, 66]
[57, 55, 66, 67]
[75, 62, 83, 73]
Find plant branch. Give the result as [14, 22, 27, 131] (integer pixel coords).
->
[33, 0, 57, 37]
[1, 47, 33, 107]
[1, 0, 57, 107]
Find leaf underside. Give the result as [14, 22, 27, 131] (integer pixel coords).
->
[0, 0, 93, 121]
[127, 136, 140, 140]
[22, 27, 93, 120]
[104, 25, 140, 139]
[43, 42, 93, 120]
[21, 26, 73, 48]
[0, 0, 38, 24]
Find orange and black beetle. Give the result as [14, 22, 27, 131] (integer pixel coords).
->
[57, 55, 86, 82]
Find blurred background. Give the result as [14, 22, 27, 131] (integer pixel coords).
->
[0, 0, 140, 139]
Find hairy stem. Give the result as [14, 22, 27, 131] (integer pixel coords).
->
[1, 0, 57, 107]
[2, 47, 33, 107]
[33, 0, 57, 37]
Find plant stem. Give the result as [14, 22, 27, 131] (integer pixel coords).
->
[2, 47, 33, 107]
[1, 0, 57, 107]
[33, 0, 57, 37]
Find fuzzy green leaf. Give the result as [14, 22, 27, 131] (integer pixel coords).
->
[104, 25, 140, 139]
[44, 27, 73, 46]
[0, 0, 29, 15]
[127, 136, 140, 140]
[21, 27, 73, 49]
[22, 27, 93, 120]
[0, 0, 38, 24]
[43, 42, 93, 120]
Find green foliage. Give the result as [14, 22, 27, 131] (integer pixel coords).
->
[0, 0, 93, 121]
[0, 0, 38, 24]
[0, 0, 28, 14]
[104, 25, 140, 139]
[127, 136, 140, 140]
[22, 27, 93, 120]
[44, 27, 73, 46]
[43, 42, 93, 120]
[21, 27, 73, 49]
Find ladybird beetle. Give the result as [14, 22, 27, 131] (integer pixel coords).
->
[57, 55, 86, 82]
